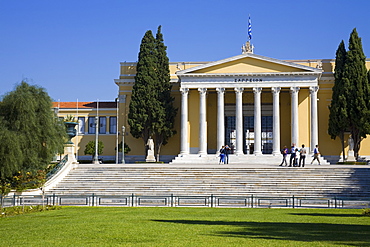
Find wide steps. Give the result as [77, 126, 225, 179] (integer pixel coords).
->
[46, 164, 370, 198]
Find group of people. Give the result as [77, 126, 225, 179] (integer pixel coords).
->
[219, 145, 231, 164]
[279, 144, 321, 167]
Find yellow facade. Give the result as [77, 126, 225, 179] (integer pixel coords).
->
[56, 53, 370, 163]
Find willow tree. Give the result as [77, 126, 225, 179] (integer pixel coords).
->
[0, 81, 66, 196]
[343, 28, 370, 159]
[328, 40, 349, 161]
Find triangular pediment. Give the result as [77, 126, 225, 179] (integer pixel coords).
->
[177, 53, 321, 75]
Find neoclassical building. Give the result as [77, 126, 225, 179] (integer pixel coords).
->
[56, 44, 370, 163]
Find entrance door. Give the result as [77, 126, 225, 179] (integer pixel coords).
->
[225, 114, 273, 154]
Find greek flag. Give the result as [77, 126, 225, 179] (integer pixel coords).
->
[248, 16, 252, 40]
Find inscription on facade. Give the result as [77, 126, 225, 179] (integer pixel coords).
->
[234, 78, 263, 82]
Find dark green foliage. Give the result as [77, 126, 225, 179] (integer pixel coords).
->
[118, 141, 131, 154]
[343, 28, 370, 159]
[328, 40, 349, 161]
[84, 140, 104, 159]
[153, 26, 178, 160]
[0, 81, 66, 195]
[128, 30, 158, 144]
[128, 26, 177, 160]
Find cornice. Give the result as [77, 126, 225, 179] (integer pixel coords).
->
[177, 72, 322, 77]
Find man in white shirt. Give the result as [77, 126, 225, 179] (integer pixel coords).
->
[299, 144, 307, 167]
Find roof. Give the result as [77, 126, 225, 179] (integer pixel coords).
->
[52, 102, 117, 109]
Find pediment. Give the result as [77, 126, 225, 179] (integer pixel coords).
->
[177, 53, 321, 75]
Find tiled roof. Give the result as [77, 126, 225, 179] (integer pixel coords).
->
[52, 102, 117, 109]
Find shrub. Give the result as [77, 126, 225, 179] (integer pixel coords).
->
[1, 205, 61, 217]
[362, 208, 370, 216]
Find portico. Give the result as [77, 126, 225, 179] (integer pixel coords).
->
[174, 53, 322, 162]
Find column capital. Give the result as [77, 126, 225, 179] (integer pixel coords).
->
[309, 86, 319, 93]
[253, 87, 262, 94]
[216, 87, 225, 94]
[271, 87, 281, 94]
[180, 87, 189, 94]
[234, 87, 244, 93]
[290, 87, 300, 94]
[198, 88, 207, 94]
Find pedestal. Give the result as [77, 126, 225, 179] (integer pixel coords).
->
[64, 143, 78, 165]
[346, 150, 356, 162]
[146, 150, 156, 162]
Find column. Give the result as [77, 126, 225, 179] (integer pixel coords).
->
[234, 87, 244, 155]
[216, 88, 225, 153]
[253, 87, 262, 155]
[310, 86, 319, 154]
[198, 88, 207, 156]
[290, 87, 300, 146]
[180, 87, 189, 155]
[272, 87, 281, 155]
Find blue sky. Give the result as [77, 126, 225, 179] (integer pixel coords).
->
[1, 0, 369, 102]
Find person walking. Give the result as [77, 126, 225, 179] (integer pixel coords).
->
[289, 144, 297, 167]
[224, 145, 231, 164]
[311, 145, 321, 165]
[279, 146, 288, 166]
[299, 144, 307, 167]
[219, 146, 225, 164]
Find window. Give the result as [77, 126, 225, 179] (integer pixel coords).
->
[88, 117, 96, 134]
[78, 117, 85, 134]
[109, 116, 117, 134]
[99, 117, 106, 134]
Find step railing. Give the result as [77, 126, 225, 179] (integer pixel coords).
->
[46, 155, 68, 181]
[2, 194, 370, 209]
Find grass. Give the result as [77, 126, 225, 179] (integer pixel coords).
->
[1, 207, 370, 246]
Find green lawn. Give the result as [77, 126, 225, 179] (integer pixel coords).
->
[1, 207, 369, 246]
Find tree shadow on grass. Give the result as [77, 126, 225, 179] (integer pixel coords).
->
[289, 213, 364, 218]
[152, 219, 370, 246]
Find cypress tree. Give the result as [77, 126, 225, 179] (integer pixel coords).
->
[343, 28, 370, 159]
[128, 27, 178, 161]
[128, 30, 159, 154]
[153, 26, 177, 161]
[328, 40, 349, 161]
[0, 81, 66, 194]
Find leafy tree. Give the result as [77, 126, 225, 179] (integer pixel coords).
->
[0, 81, 66, 196]
[328, 40, 349, 161]
[118, 142, 131, 154]
[153, 26, 178, 161]
[128, 29, 158, 154]
[342, 28, 370, 159]
[84, 140, 104, 160]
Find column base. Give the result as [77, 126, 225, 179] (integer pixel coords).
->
[253, 151, 263, 156]
[198, 152, 207, 157]
[272, 151, 281, 156]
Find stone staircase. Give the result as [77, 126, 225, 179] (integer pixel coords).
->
[46, 164, 370, 198]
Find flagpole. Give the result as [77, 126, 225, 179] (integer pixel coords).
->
[76, 99, 79, 162]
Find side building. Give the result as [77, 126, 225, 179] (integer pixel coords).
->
[53, 101, 119, 162]
[56, 51, 370, 163]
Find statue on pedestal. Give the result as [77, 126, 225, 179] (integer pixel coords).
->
[146, 137, 156, 162]
[346, 135, 356, 162]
